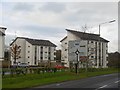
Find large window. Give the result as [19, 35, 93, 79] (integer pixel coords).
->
[41, 46, 43, 60]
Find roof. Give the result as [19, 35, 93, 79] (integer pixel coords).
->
[10, 37, 57, 47]
[60, 36, 67, 42]
[0, 26, 6, 36]
[0, 27, 7, 30]
[60, 29, 109, 42]
[0, 31, 5, 36]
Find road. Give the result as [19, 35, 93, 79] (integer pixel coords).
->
[24, 73, 120, 90]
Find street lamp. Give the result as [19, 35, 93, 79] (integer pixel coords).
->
[75, 49, 80, 74]
[98, 20, 115, 67]
[99, 20, 116, 36]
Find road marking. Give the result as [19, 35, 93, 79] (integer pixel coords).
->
[115, 80, 120, 83]
[99, 85, 108, 88]
[95, 85, 108, 90]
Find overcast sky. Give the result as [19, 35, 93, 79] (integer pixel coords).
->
[1, 1, 118, 52]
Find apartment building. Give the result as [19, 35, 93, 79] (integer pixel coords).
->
[0, 27, 6, 61]
[60, 29, 109, 68]
[10, 37, 56, 66]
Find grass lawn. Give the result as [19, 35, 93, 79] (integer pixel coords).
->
[2, 68, 120, 89]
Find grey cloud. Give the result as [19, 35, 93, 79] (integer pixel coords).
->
[63, 2, 117, 27]
[21, 24, 65, 37]
[13, 3, 34, 12]
[39, 2, 66, 13]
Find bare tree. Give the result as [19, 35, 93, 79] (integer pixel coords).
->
[10, 44, 21, 64]
[81, 24, 88, 33]
[81, 24, 94, 33]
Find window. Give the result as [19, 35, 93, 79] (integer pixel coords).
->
[48, 47, 51, 51]
[88, 48, 89, 52]
[41, 46, 43, 52]
[41, 57, 43, 59]
[54, 52, 56, 55]
[80, 45, 85, 47]
[65, 56, 67, 58]
[91, 56, 94, 58]
[28, 46, 30, 47]
[88, 41, 89, 44]
[65, 49, 67, 51]
[106, 44, 108, 47]
[75, 43, 79, 45]
[48, 57, 51, 60]
[28, 56, 30, 58]
[91, 41, 93, 43]
[41, 46, 43, 50]
[65, 42, 67, 44]
[106, 50, 108, 54]
[91, 48, 94, 52]
[45, 52, 47, 53]
[28, 51, 30, 53]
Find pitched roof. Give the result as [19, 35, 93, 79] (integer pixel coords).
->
[60, 29, 109, 42]
[60, 36, 67, 42]
[0, 27, 7, 30]
[0, 27, 6, 36]
[10, 37, 57, 47]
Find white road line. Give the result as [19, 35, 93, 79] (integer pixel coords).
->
[115, 80, 120, 83]
[99, 85, 108, 88]
[95, 85, 108, 90]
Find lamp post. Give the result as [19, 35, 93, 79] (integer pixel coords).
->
[75, 49, 80, 74]
[98, 20, 115, 67]
[98, 20, 116, 36]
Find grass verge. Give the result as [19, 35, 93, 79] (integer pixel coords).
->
[2, 68, 120, 89]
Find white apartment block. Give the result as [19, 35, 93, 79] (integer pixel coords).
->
[60, 29, 109, 68]
[10, 37, 56, 66]
[0, 27, 6, 61]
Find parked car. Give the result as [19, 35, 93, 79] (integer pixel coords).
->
[54, 65, 66, 69]
[18, 63, 29, 68]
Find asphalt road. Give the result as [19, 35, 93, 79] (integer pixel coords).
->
[24, 73, 120, 90]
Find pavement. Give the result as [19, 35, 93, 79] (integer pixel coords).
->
[23, 73, 120, 90]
